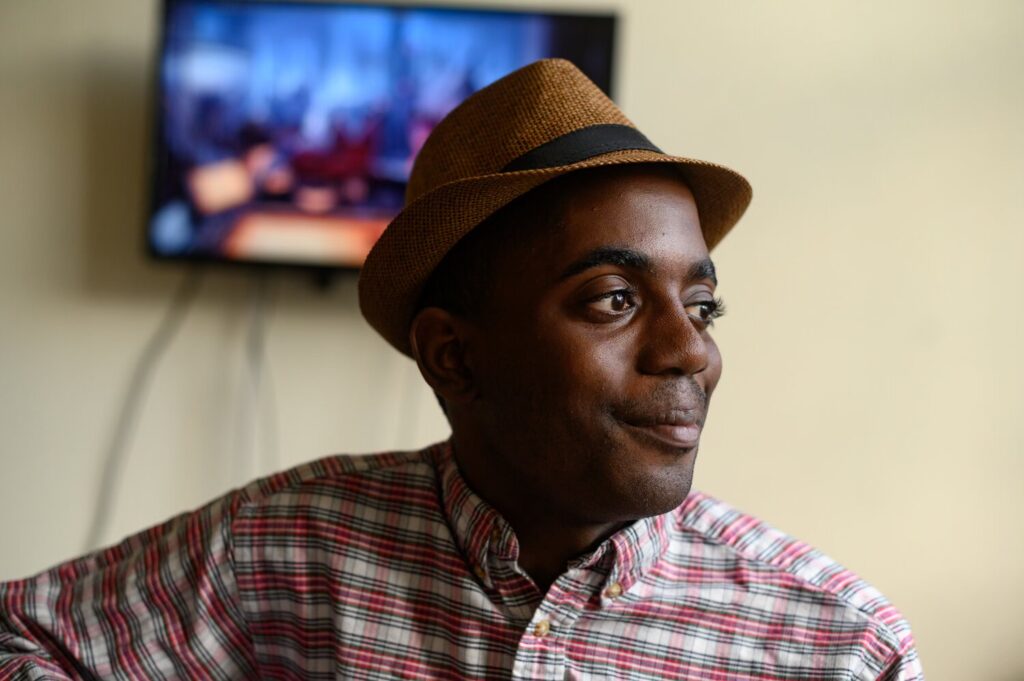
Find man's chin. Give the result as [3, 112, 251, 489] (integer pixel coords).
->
[604, 447, 698, 521]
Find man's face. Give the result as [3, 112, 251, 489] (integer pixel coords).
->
[463, 165, 723, 524]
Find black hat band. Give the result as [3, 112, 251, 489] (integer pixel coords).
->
[502, 123, 663, 172]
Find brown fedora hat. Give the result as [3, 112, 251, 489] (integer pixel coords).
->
[359, 58, 752, 357]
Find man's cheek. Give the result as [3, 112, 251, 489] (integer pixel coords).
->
[702, 337, 723, 400]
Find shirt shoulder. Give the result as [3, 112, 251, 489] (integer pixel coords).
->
[233, 445, 442, 509]
[675, 491, 919, 672]
[224, 444, 451, 568]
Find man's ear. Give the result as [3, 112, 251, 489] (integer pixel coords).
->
[409, 307, 478, 407]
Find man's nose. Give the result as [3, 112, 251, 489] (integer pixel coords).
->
[636, 301, 709, 376]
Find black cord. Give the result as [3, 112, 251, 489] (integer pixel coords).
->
[83, 268, 205, 553]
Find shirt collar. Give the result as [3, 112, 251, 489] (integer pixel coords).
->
[605, 511, 670, 596]
[433, 440, 672, 594]
[434, 442, 512, 588]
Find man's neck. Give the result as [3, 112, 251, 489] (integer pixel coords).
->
[449, 434, 625, 593]
[504, 510, 627, 593]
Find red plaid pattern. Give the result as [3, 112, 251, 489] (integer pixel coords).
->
[0, 442, 922, 679]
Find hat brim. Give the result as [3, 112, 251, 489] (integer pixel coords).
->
[358, 148, 752, 357]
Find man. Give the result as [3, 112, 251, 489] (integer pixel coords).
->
[0, 60, 922, 679]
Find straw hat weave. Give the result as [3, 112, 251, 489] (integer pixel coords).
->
[359, 59, 752, 357]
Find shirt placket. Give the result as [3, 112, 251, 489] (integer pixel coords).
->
[510, 566, 604, 681]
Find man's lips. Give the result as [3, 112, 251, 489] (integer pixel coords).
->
[619, 409, 704, 449]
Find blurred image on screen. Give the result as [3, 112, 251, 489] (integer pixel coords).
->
[149, 0, 616, 268]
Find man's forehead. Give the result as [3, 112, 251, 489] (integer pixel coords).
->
[498, 168, 709, 278]
[526, 163, 695, 215]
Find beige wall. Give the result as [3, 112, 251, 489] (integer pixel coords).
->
[2, 1, 1022, 678]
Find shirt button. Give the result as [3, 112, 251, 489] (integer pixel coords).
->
[533, 619, 551, 637]
[473, 564, 487, 581]
[605, 582, 623, 598]
[490, 527, 502, 545]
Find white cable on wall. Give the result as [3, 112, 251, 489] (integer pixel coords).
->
[83, 268, 206, 553]
[254, 278, 280, 477]
[237, 273, 279, 480]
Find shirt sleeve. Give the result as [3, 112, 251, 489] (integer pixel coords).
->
[0, 491, 258, 680]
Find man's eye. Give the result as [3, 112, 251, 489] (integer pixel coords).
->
[685, 297, 726, 327]
[589, 289, 638, 315]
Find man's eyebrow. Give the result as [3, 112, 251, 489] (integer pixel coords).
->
[688, 258, 718, 286]
[558, 247, 652, 281]
[558, 248, 718, 286]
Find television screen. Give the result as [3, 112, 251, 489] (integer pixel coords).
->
[149, 0, 616, 269]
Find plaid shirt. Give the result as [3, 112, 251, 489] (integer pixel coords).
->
[0, 442, 922, 680]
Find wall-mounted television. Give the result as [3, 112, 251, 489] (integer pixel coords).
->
[148, 0, 617, 271]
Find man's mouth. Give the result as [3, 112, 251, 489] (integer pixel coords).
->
[619, 410, 703, 449]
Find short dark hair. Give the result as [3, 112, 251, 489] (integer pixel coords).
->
[415, 185, 559, 417]
[416, 211, 504, 322]
[415, 182, 560, 321]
